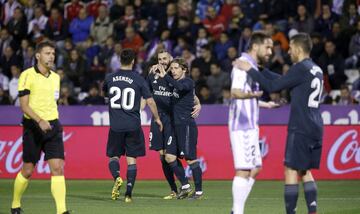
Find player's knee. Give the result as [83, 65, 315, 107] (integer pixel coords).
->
[21, 167, 34, 179]
[165, 154, 176, 163]
[109, 157, 119, 163]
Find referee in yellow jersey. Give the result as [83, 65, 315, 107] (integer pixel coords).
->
[11, 41, 70, 214]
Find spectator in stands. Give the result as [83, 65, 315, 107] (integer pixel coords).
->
[157, 2, 178, 40]
[174, 16, 192, 40]
[57, 68, 74, 95]
[221, 85, 231, 105]
[268, 41, 291, 74]
[214, 32, 233, 61]
[221, 46, 238, 73]
[58, 85, 79, 106]
[110, 0, 126, 21]
[318, 40, 347, 90]
[99, 36, 115, 68]
[121, 26, 144, 54]
[0, 28, 16, 57]
[177, 0, 193, 18]
[133, 0, 148, 19]
[329, 21, 349, 58]
[173, 36, 188, 57]
[315, 4, 339, 38]
[203, 6, 226, 40]
[22, 44, 35, 70]
[206, 62, 230, 101]
[335, 84, 358, 105]
[264, 22, 289, 51]
[109, 42, 122, 73]
[113, 4, 136, 40]
[69, 8, 94, 45]
[81, 84, 105, 105]
[44, 7, 69, 49]
[346, 20, 360, 68]
[339, 3, 358, 30]
[291, 4, 314, 34]
[195, 27, 209, 57]
[0, 69, 9, 94]
[219, 0, 237, 24]
[43, 0, 58, 17]
[227, 5, 252, 40]
[7, 7, 27, 44]
[191, 44, 218, 76]
[190, 66, 207, 94]
[8, 65, 21, 105]
[1, 0, 22, 26]
[83, 37, 101, 68]
[237, 26, 252, 54]
[0, 46, 21, 78]
[196, 0, 222, 21]
[27, 5, 48, 42]
[147, 29, 173, 59]
[90, 5, 113, 45]
[87, 0, 107, 18]
[181, 47, 196, 68]
[198, 84, 216, 104]
[136, 16, 156, 43]
[0, 87, 11, 105]
[63, 48, 87, 88]
[64, 0, 85, 22]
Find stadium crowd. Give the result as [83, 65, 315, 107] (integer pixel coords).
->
[0, 0, 359, 106]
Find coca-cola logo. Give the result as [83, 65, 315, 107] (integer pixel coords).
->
[0, 132, 73, 175]
[327, 130, 360, 174]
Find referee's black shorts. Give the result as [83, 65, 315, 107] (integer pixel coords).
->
[22, 118, 64, 165]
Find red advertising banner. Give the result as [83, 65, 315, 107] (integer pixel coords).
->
[0, 126, 359, 179]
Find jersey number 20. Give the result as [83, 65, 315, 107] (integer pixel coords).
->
[110, 86, 135, 110]
[308, 78, 323, 108]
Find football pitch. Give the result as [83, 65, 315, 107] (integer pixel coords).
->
[1, 180, 360, 214]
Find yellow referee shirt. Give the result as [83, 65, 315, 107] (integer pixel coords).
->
[18, 65, 60, 121]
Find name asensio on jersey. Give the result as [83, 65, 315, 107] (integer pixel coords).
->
[112, 76, 134, 84]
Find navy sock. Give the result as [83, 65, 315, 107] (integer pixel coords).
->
[169, 160, 188, 186]
[108, 158, 120, 180]
[160, 156, 177, 193]
[125, 164, 137, 197]
[190, 161, 202, 192]
[304, 181, 317, 213]
[284, 184, 299, 214]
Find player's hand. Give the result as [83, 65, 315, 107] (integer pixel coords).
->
[191, 103, 201, 118]
[266, 101, 280, 108]
[149, 64, 158, 74]
[157, 64, 166, 78]
[252, 91, 263, 98]
[155, 118, 163, 132]
[233, 59, 252, 71]
[38, 119, 52, 132]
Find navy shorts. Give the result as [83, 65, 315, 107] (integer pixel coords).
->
[107, 128, 145, 158]
[149, 113, 177, 156]
[284, 132, 322, 170]
[175, 123, 198, 160]
[22, 118, 64, 165]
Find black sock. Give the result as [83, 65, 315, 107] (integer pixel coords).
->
[108, 158, 120, 180]
[169, 160, 188, 186]
[160, 155, 177, 193]
[125, 164, 137, 197]
[304, 181, 317, 213]
[284, 184, 299, 214]
[190, 161, 202, 192]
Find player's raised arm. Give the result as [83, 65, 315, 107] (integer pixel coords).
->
[146, 97, 163, 131]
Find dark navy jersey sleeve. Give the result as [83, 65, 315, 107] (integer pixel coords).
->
[140, 77, 152, 99]
[146, 74, 153, 91]
[164, 74, 193, 92]
[248, 64, 304, 92]
[261, 68, 281, 80]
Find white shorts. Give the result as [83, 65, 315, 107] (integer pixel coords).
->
[229, 128, 262, 170]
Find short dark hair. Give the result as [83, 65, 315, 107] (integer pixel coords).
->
[248, 31, 271, 50]
[290, 33, 313, 53]
[35, 41, 56, 53]
[120, 48, 136, 65]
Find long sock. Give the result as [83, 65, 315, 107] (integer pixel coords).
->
[189, 161, 202, 192]
[51, 176, 67, 214]
[108, 158, 120, 180]
[244, 177, 255, 198]
[169, 160, 188, 186]
[304, 181, 318, 214]
[11, 172, 29, 208]
[125, 164, 137, 197]
[160, 156, 177, 193]
[284, 184, 299, 214]
[232, 176, 249, 214]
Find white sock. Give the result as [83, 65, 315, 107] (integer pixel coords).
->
[232, 176, 249, 214]
[245, 177, 255, 197]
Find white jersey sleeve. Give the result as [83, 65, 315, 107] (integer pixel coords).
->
[231, 67, 247, 91]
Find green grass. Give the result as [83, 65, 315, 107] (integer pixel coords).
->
[1, 180, 360, 214]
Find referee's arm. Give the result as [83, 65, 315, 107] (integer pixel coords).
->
[19, 94, 52, 131]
